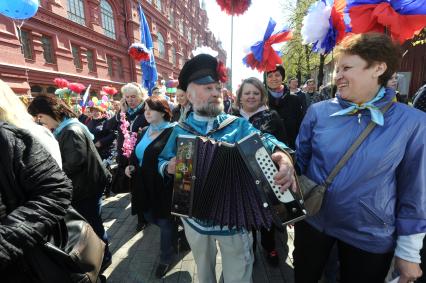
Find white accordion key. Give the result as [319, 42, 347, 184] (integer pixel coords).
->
[255, 148, 294, 203]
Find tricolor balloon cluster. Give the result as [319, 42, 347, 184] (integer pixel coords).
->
[301, 0, 426, 55]
[0, 0, 39, 20]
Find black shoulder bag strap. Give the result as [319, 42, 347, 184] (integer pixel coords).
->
[177, 116, 239, 137]
[324, 102, 393, 187]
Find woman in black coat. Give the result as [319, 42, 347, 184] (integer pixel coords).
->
[28, 94, 112, 270]
[0, 122, 73, 282]
[107, 83, 149, 229]
[125, 96, 177, 279]
[87, 106, 114, 160]
[233, 77, 289, 267]
[264, 65, 304, 149]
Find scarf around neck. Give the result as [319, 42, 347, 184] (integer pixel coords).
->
[135, 121, 175, 166]
[330, 87, 386, 126]
[53, 118, 94, 140]
[127, 102, 144, 116]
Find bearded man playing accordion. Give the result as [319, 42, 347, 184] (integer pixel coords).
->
[158, 54, 296, 283]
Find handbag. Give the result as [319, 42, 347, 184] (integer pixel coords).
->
[26, 207, 105, 283]
[298, 102, 393, 216]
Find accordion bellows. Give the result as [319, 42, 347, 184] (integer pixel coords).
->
[192, 138, 273, 230]
[172, 134, 306, 230]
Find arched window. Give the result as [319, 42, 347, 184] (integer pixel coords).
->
[171, 46, 176, 66]
[100, 0, 116, 39]
[194, 36, 198, 47]
[67, 0, 85, 25]
[188, 29, 192, 44]
[157, 32, 165, 59]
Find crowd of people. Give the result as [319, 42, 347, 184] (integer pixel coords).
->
[0, 32, 425, 283]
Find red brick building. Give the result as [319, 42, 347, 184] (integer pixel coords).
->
[0, 0, 226, 96]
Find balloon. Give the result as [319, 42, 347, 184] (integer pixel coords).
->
[102, 95, 108, 102]
[0, 0, 39, 20]
[88, 101, 94, 107]
[92, 97, 99, 104]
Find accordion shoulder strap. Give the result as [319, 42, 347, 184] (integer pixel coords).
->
[208, 116, 238, 135]
[178, 116, 238, 137]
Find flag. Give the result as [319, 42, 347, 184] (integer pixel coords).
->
[138, 3, 158, 95]
[82, 84, 91, 106]
[243, 18, 293, 72]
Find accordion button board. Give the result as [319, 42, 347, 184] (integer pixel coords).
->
[171, 133, 306, 230]
[236, 133, 306, 227]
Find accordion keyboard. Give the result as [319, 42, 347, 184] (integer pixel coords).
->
[255, 147, 294, 203]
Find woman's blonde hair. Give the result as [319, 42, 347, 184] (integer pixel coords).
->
[121, 82, 148, 101]
[236, 77, 268, 108]
[0, 80, 35, 129]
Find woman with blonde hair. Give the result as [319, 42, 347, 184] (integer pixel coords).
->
[0, 80, 62, 166]
[0, 80, 73, 282]
[106, 82, 149, 230]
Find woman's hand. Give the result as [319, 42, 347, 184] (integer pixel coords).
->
[167, 157, 176, 175]
[125, 165, 135, 178]
[271, 151, 297, 193]
[396, 257, 422, 283]
[120, 98, 128, 113]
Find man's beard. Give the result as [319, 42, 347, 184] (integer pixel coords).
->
[195, 101, 224, 117]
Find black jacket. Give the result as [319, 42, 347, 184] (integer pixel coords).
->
[107, 107, 148, 167]
[129, 127, 174, 218]
[56, 124, 111, 203]
[172, 104, 192, 122]
[107, 107, 148, 194]
[0, 122, 72, 281]
[231, 108, 289, 145]
[87, 118, 115, 160]
[267, 90, 304, 150]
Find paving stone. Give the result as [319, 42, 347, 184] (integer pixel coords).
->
[102, 193, 294, 283]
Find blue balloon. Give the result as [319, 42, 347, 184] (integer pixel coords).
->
[0, 0, 39, 20]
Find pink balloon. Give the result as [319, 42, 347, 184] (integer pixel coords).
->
[102, 95, 108, 102]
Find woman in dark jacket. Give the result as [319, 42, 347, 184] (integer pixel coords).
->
[264, 65, 304, 149]
[232, 77, 288, 266]
[125, 96, 176, 279]
[171, 88, 192, 122]
[28, 94, 112, 270]
[107, 83, 149, 229]
[0, 122, 72, 282]
[87, 106, 114, 160]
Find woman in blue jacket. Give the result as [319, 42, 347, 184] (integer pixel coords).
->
[294, 33, 426, 283]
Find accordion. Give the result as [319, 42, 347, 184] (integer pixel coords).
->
[171, 133, 306, 230]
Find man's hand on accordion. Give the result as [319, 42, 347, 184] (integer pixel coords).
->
[271, 151, 297, 193]
[167, 157, 176, 175]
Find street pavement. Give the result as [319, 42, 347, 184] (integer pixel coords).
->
[102, 193, 295, 283]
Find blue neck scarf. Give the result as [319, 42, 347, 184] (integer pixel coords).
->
[135, 121, 175, 166]
[127, 102, 144, 116]
[330, 87, 386, 126]
[269, 89, 285, 99]
[53, 118, 94, 140]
